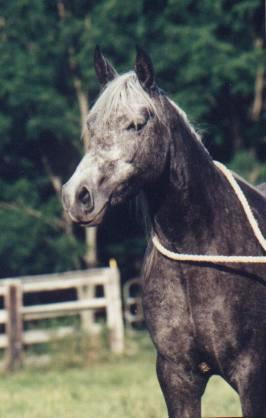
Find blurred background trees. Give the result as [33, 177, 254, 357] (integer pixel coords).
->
[0, 0, 265, 279]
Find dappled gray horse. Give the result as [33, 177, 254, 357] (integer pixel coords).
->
[62, 47, 266, 418]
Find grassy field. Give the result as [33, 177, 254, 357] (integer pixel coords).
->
[0, 332, 242, 418]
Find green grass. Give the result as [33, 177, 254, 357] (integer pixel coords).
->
[0, 332, 242, 418]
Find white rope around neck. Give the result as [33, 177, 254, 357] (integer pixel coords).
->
[152, 161, 266, 264]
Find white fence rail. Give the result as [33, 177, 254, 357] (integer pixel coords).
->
[0, 262, 124, 370]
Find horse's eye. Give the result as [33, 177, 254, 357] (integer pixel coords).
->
[126, 120, 147, 132]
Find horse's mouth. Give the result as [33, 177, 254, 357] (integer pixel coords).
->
[68, 202, 109, 227]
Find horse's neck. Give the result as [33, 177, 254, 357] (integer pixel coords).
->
[145, 119, 230, 254]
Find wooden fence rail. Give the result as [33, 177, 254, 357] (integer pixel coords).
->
[0, 262, 124, 370]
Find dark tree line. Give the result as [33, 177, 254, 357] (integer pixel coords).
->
[0, 0, 265, 278]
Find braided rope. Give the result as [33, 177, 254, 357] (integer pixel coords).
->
[152, 161, 266, 264]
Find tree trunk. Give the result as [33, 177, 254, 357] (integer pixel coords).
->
[74, 78, 98, 267]
[251, 38, 265, 121]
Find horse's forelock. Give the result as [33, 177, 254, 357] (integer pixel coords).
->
[89, 72, 160, 125]
[89, 71, 202, 144]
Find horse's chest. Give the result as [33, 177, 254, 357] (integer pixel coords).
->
[142, 254, 239, 363]
[142, 260, 195, 359]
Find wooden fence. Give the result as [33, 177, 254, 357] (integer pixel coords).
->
[0, 261, 124, 370]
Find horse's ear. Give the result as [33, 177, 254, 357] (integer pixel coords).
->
[94, 45, 118, 87]
[135, 46, 155, 91]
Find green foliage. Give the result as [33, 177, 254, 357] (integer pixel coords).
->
[0, 0, 265, 277]
[229, 150, 266, 184]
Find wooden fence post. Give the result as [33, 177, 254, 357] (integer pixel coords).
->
[5, 280, 23, 370]
[106, 260, 124, 354]
[77, 282, 95, 331]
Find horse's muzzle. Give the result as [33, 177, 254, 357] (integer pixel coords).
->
[61, 182, 108, 226]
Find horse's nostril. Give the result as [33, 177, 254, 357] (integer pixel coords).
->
[78, 186, 94, 211]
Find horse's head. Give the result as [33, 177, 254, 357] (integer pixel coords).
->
[62, 47, 169, 226]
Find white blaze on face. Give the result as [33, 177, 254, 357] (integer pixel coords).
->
[104, 144, 135, 182]
[64, 153, 99, 207]
[64, 144, 134, 208]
